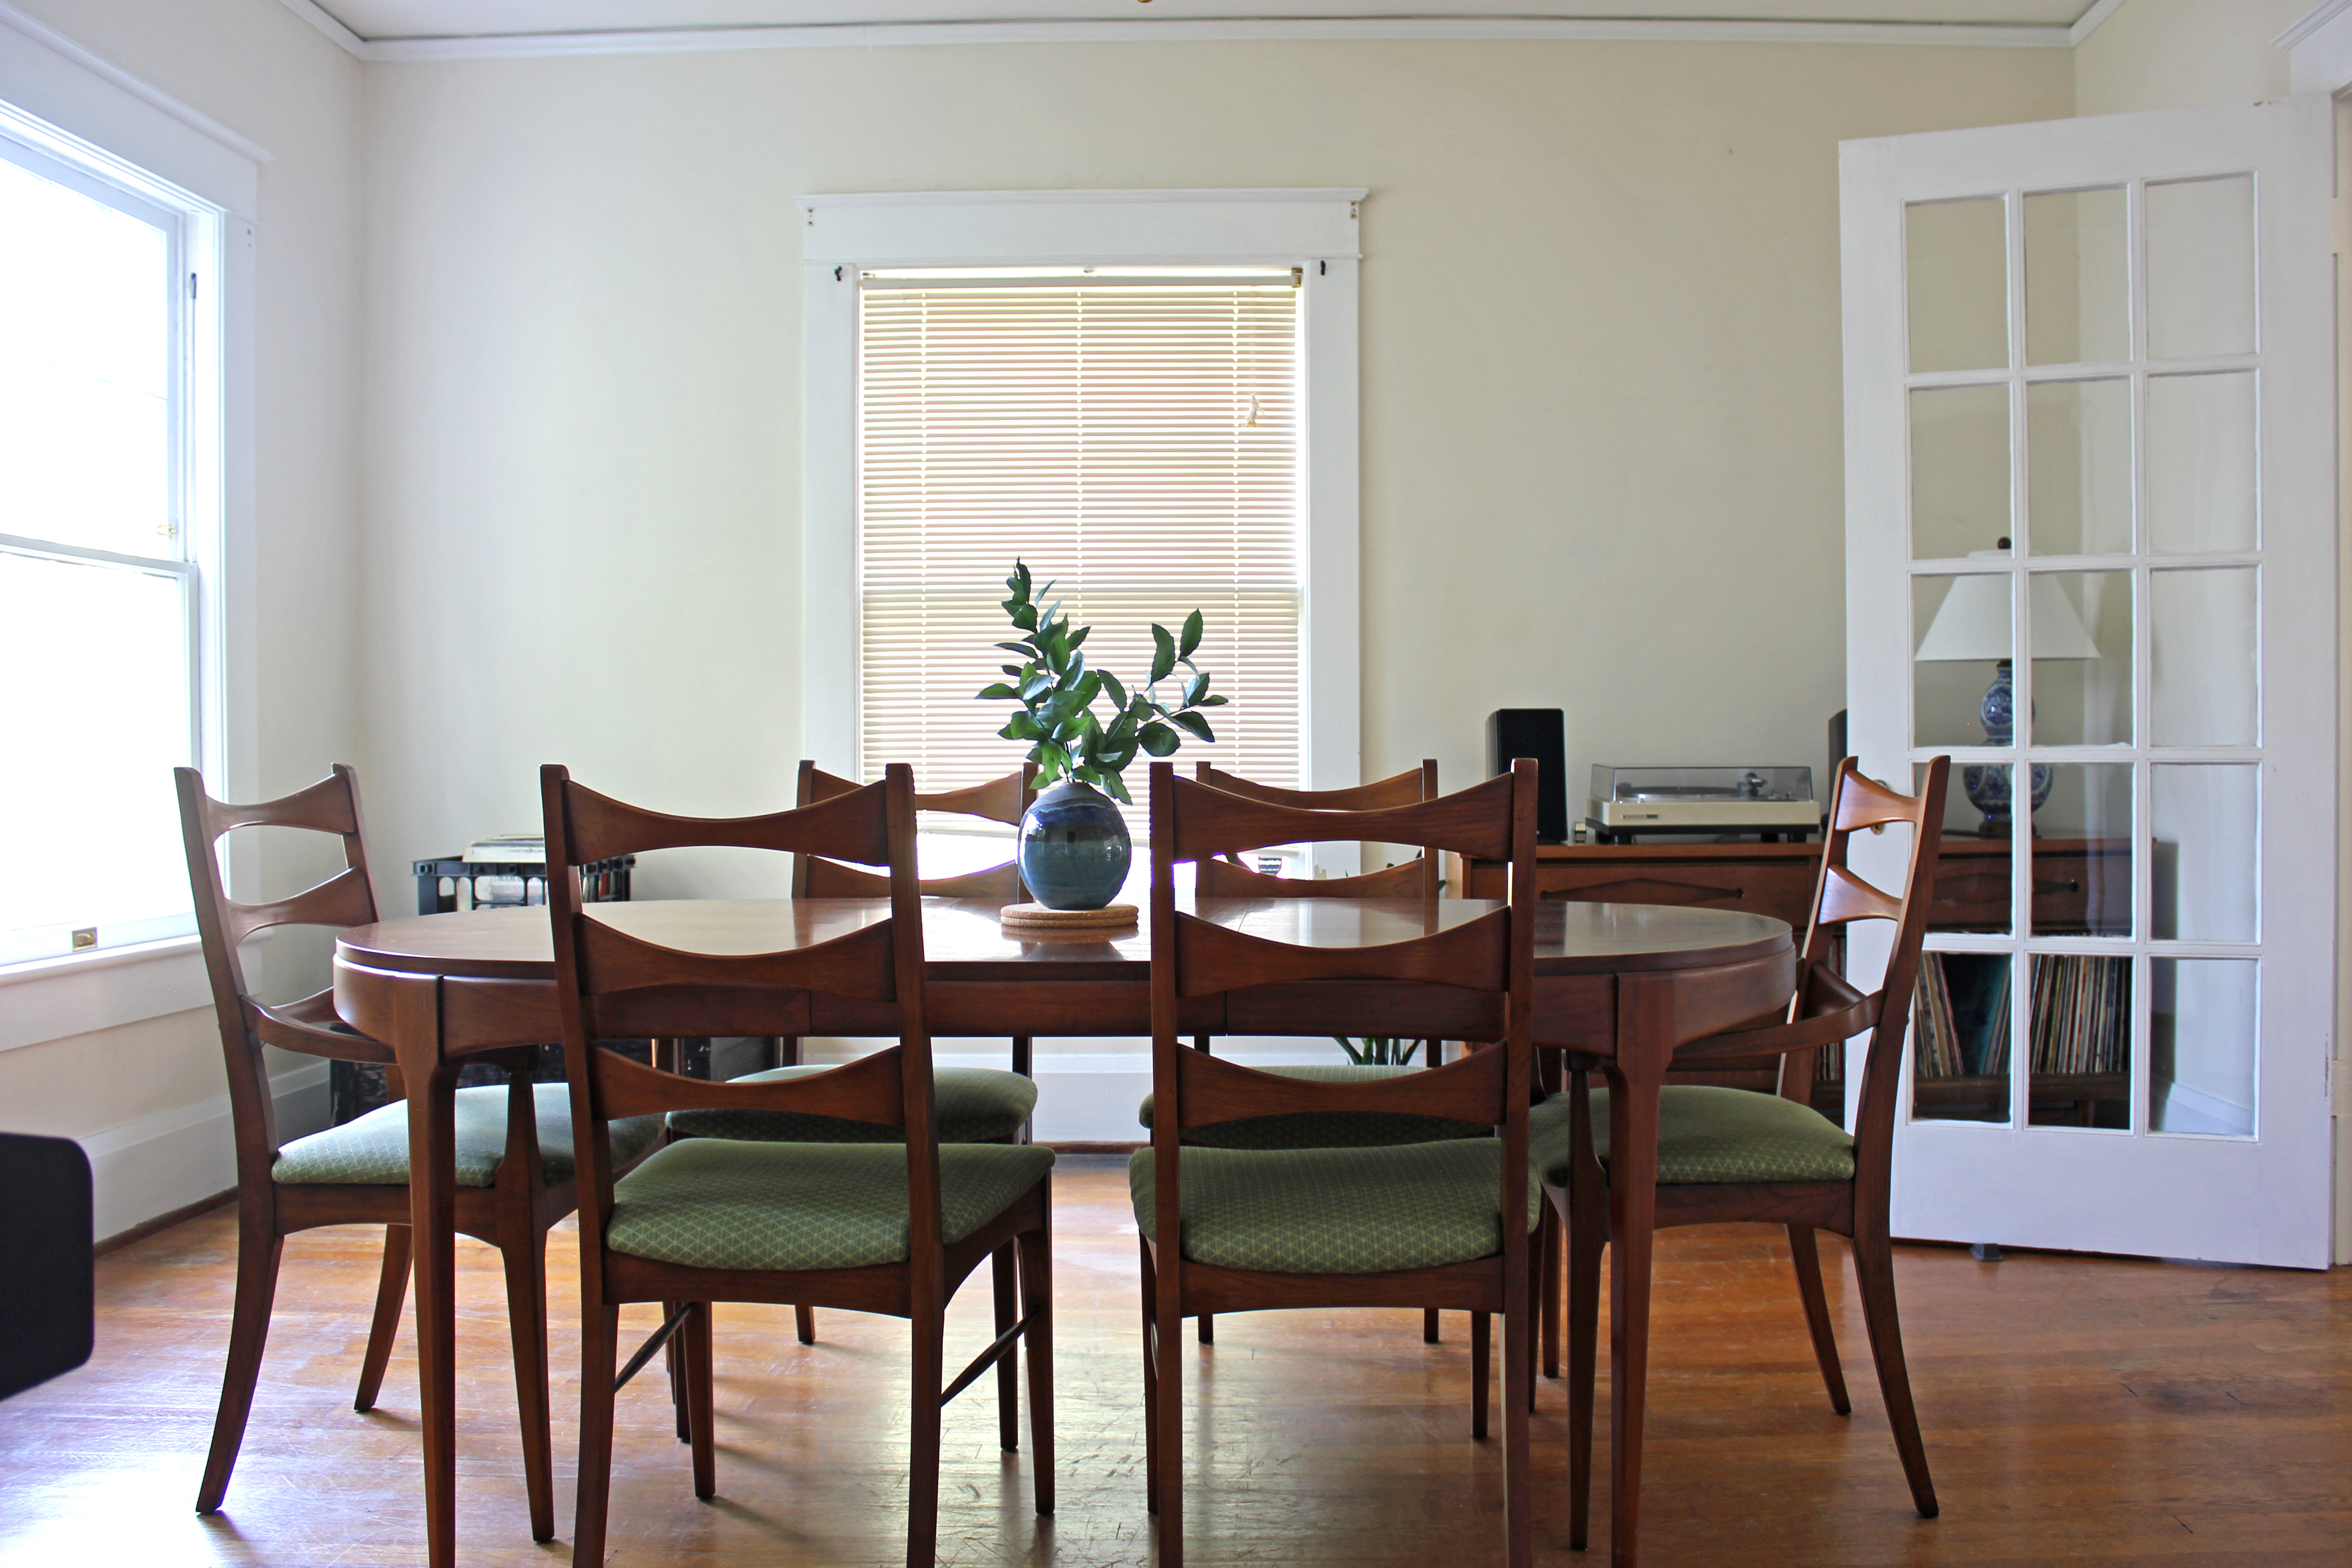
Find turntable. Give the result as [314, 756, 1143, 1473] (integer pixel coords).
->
[1586, 765, 1818, 843]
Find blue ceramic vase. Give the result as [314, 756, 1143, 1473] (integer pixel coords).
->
[1017, 779, 1132, 910]
[1962, 660, 2053, 834]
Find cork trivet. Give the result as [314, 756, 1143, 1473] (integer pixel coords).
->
[999, 901, 1139, 931]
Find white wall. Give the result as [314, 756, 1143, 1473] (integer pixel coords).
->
[0, 0, 364, 1238]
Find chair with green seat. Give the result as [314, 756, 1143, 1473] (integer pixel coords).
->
[542, 763, 1055, 1568]
[1137, 758, 1541, 1567]
[1534, 755, 1950, 1549]
[172, 764, 662, 1539]
[670, 761, 1040, 1350]
[1166, 761, 1479, 1348]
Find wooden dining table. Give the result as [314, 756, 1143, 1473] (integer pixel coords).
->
[333, 892, 1793, 1568]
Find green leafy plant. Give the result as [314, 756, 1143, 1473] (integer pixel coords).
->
[975, 560, 1228, 804]
[1333, 1036, 1422, 1067]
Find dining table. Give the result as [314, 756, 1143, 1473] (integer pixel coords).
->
[332, 891, 1794, 1568]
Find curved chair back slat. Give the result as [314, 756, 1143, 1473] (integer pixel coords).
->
[175, 764, 384, 1168]
[1194, 760, 1441, 897]
[794, 760, 1035, 900]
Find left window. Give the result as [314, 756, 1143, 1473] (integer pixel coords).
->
[0, 129, 220, 965]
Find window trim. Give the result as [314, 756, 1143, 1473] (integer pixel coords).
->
[0, 17, 256, 1041]
[797, 189, 1363, 857]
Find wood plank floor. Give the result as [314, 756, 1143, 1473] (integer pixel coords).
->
[3, 1155, 2349, 1566]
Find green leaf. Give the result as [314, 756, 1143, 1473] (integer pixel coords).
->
[1149, 623, 1176, 684]
[1139, 722, 1181, 757]
[994, 641, 1037, 657]
[999, 712, 1046, 742]
[1066, 624, 1091, 652]
[1180, 608, 1203, 659]
[1069, 668, 1102, 710]
[1010, 603, 1038, 632]
[1169, 710, 1215, 744]
[1195, 693, 1229, 706]
[1099, 671, 1127, 710]
[976, 682, 1019, 701]
[1182, 670, 1208, 707]
[1021, 671, 1054, 702]
[1099, 771, 1133, 805]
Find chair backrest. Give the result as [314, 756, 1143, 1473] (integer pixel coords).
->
[542, 764, 943, 1257]
[1192, 760, 1442, 899]
[1667, 756, 1949, 1173]
[174, 765, 395, 1170]
[792, 761, 1035, 901]
[1147, 759, 1539, 1245]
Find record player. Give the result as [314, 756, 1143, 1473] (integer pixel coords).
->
[1586, 765, 1818, 842]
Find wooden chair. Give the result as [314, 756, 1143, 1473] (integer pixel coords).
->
[1138, 759, 1540, 1568]
[1536, 756, 1950, 1549]
[542, 764, 1055, 1568]
[1175, 761, 1465, 1346]
[173, 765, 661, 1537]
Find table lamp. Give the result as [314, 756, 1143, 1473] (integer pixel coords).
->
[1913, 540, 2100, 835]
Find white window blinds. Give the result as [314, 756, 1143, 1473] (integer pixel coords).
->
[855, 270, 1303, 808]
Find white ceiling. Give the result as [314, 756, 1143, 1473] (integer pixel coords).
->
[309, 0, 2101, 43]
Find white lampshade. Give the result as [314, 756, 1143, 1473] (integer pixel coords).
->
[1914, 549, 2102, 662]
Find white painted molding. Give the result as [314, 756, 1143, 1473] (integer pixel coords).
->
[0, 939, 211, 1054]
[275, 0, 370, 58]
[339, 16, 2071, 64]
[0, 1, 270, 171]
[2066, 0, 2128, 48]
[2282, 0, 2352, 92]
[800, 187, 1365, 266]
[57, 1061, 330, 1241]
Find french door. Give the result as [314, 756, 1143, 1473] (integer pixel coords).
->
[1841, 97, 2336, 1267]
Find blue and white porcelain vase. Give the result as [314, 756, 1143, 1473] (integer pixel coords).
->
[1016, 779, 1132, 910]
[1962, 660, 2053, 835]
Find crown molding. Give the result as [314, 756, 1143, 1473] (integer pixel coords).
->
[2065, 0, 2125, 47]
[318, 15, 2072, 64]
[2278, 0, 2352, 49]
[0, 0, 273, 162]
[277, 0, 370, 58]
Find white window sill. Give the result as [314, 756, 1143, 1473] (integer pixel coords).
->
[0, 935, 216, 1053]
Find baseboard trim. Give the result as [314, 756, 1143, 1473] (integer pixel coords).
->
[94, 1187, 234, 1255]
[1044, 1141, 1144, 1155]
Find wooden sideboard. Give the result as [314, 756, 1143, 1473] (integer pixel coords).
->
[1450, 837, 2132, 1122]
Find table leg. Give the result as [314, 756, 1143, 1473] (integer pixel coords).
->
[1605, 974, 1675, 1568]
[391, 974, 461, 1568]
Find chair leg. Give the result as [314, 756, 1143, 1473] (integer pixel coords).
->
[1423, 1308, 1441, 1344]
[1011, 1035, 1033, 1078]
[574, 1303, 622, 1568]
[1788, 1225, 1852, 1416]
[1197, 1310, 1214, 1345]
[1852, 1226, 1939, 1519]
[1019, 1213, 1056, 1514]
[684, 1303, 717, 1499]
[1470, 1312, 1491, 1441]
[353, 1223, 411, 1413]
[499, 1225, 557, 1539]
[1503, 1266, 1534, 1568]
[1565, 1195, 1603, 1553]
[664, 1299, 691, 1443]
[1540, 1204, 1562, 1380]
[196, 1220, 283, 1512]
[794, 1303, 817, 1345]
[1154, 1240, 1186, 1568]
[906, 1294, 946, 1568]
[993, 1244, 1021, 1452]
[1139, 1237, 1161, 1519]
[1526, 1238, 1543, 1414]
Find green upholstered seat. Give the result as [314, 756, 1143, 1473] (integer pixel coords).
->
[605, 1138, 1055, 1272]
[271, 1083, 662, 1187]
[1529, 1084, 1857, 1187]
[666, 1064, 1037, 1145]
[1129, 1139, 1540, 1275]
[1137, 1063, 1492, 1150]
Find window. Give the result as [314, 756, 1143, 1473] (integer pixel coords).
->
[856, 267, 1303, 803]
[0, 129, 221, 965]
[800, 190, 1362, 861]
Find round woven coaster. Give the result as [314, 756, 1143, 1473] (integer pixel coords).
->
[999, 901, 1139, 931]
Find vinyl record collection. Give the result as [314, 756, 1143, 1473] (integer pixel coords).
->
[1912, 951, 2130, 1081]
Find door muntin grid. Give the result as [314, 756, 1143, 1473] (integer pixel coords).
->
[1901, 175, 2263, 1142]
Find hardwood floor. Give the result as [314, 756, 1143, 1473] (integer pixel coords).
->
[3, 1155, 2348, 1566]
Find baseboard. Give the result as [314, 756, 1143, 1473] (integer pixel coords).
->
[93, 1187, 234, 1254]
[1044, 1141, 1144, 1155]
[73, 1062, 331, 1241]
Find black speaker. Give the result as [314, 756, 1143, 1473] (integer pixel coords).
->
[1488, 708, 1568, 844]
[0, 1132, 94, 1401]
